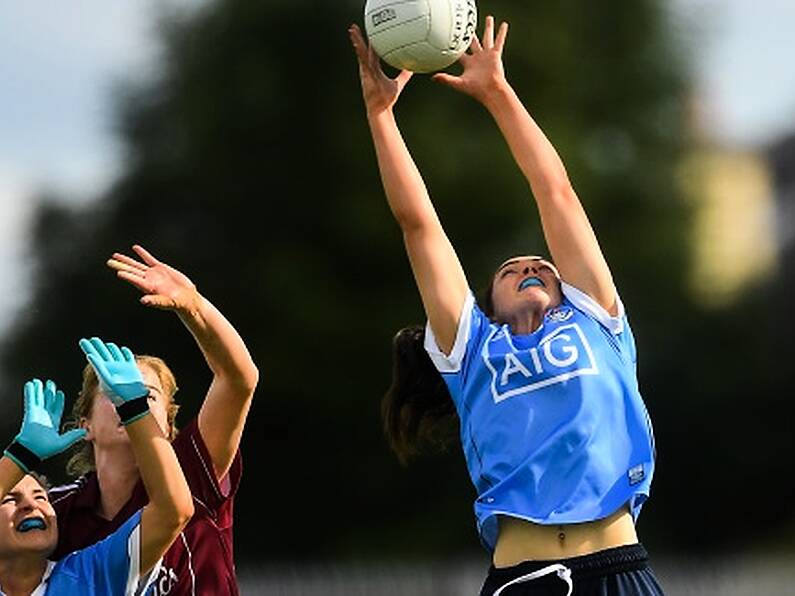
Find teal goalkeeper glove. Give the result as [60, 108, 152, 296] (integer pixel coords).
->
[79, 337, 150, 425]
[4, 379, 87, 473]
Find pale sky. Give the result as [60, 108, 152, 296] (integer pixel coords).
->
[673, 0, 795, 145]
[0, 1, 794, 332]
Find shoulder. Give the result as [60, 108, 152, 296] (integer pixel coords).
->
[560, 281, 626, 335]
[425, 291, 493, 374]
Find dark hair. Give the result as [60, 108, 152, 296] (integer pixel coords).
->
[382, 325, 456, 464]
[382, 281, 499, 463]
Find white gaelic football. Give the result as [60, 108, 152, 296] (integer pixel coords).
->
[364, 0, 478, 74]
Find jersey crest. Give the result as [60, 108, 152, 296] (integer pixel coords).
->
[545, 305, 574, 323]
[482, 322, 599, 403]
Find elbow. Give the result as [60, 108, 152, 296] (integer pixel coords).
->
[172, 498, 195, 532]
[180, 499, 195, 528]
[236, 362, 259, 396]
[538, 179, 578, 208]
[393, 210, 422, 233]
[246, 363, 260, 394]
[392, 203, 437, 235]
[220, 358, 259, 397]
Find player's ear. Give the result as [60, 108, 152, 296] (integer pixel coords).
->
[80, 417, 94, 441]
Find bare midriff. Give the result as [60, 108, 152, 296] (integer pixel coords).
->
[493, 507, 638, 567]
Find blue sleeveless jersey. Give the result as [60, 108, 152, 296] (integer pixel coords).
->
[424, 282, 655, 551]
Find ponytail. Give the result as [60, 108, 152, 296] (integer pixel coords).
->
[382, 325, 456, 464]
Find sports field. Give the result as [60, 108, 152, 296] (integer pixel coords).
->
[238, 554, 795, 595]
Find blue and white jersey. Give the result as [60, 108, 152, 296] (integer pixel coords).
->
[424, 282, 655, 551]
[3, 510, 160, 595]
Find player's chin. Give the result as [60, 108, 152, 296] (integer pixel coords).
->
[14, 529, 56, 553]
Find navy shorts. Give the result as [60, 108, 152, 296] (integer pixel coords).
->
[480, 544, 664, 596]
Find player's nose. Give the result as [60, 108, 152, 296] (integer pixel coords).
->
[17, 496, 36, 511]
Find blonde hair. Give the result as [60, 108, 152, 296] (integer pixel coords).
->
[65, 355, 180, 478]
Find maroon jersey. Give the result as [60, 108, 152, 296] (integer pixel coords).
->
[50, 418, 243, 595]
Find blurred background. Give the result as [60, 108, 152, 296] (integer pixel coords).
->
[1, 0, 794, 594]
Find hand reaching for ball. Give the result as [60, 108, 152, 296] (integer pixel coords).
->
[433, 16, 510, 105]
[349, 23, 413, 117]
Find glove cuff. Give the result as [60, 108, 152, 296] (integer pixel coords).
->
[4, 441, 41, 474]
[116, 395, 151, 426]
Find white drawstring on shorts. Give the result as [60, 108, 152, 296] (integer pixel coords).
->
[492, 563, 573, 596]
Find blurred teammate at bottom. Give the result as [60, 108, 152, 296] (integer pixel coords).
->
[0, 337, 193, 595]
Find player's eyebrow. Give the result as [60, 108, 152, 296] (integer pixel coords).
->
[497, 260, 521, 273]
[4, 488, 46, 498]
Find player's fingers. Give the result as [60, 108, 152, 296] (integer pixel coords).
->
[51, 389, 65, 426]
[106, 342, 124, 362]
[107, 258, 146, 277]
[23, 381, 36, 421]
[121, 346, 136, 363]
[85, 354, 109, 384]
[469, 34, 483, 54]
[78, 338, 100, 361]
[23, 380, 35, 404]
[117, 270, 151, 292]
[43, 379, 56, 409]
[494, 21, 509, 53]
[132, 245, 160, 267]
[432, 73, 463, 91]
[58, 428, 88, 449]
[396, 69, 413, 88]
[367, 43, 382, 73]
[483, 15, 495, 49]
[109, 253, 147, 271]
[88, 337, 113, 362]
[31, 379, 44, 409]
[348, 25, 369, 64]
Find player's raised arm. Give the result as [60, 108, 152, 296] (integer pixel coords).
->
[349, 24, 469, 353]
[434, 16, 618, 314]
[107, 245, 258, 481]
[1, 380, 87, 496]
[79, 337, 193, 575]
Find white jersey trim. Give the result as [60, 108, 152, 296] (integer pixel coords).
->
[127, 522, 163, 595]
[424, 292, 475, 373]
[180, 531, 197, 596]
[561, 281, 625, 335]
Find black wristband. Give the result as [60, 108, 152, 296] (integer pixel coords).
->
[4, 441, 41, 473]
[116, 395, 151, 425]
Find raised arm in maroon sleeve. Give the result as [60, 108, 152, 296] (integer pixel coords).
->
[51, 244, 257, 595]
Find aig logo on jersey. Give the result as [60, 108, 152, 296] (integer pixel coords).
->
[482, 323, 599, 403]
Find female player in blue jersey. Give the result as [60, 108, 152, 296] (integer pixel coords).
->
[350, 16, 663, 596]
[0, 338, 193, 594]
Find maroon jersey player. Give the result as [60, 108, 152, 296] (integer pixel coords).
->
[49, 245, 258, 595]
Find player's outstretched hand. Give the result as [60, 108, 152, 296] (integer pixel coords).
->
[432, 15, 508, 104]
[79, 337, 148, 405]
[349, 23, 413, 116]
[107, 244, 201, 314]
[4, 379, 87, 473]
